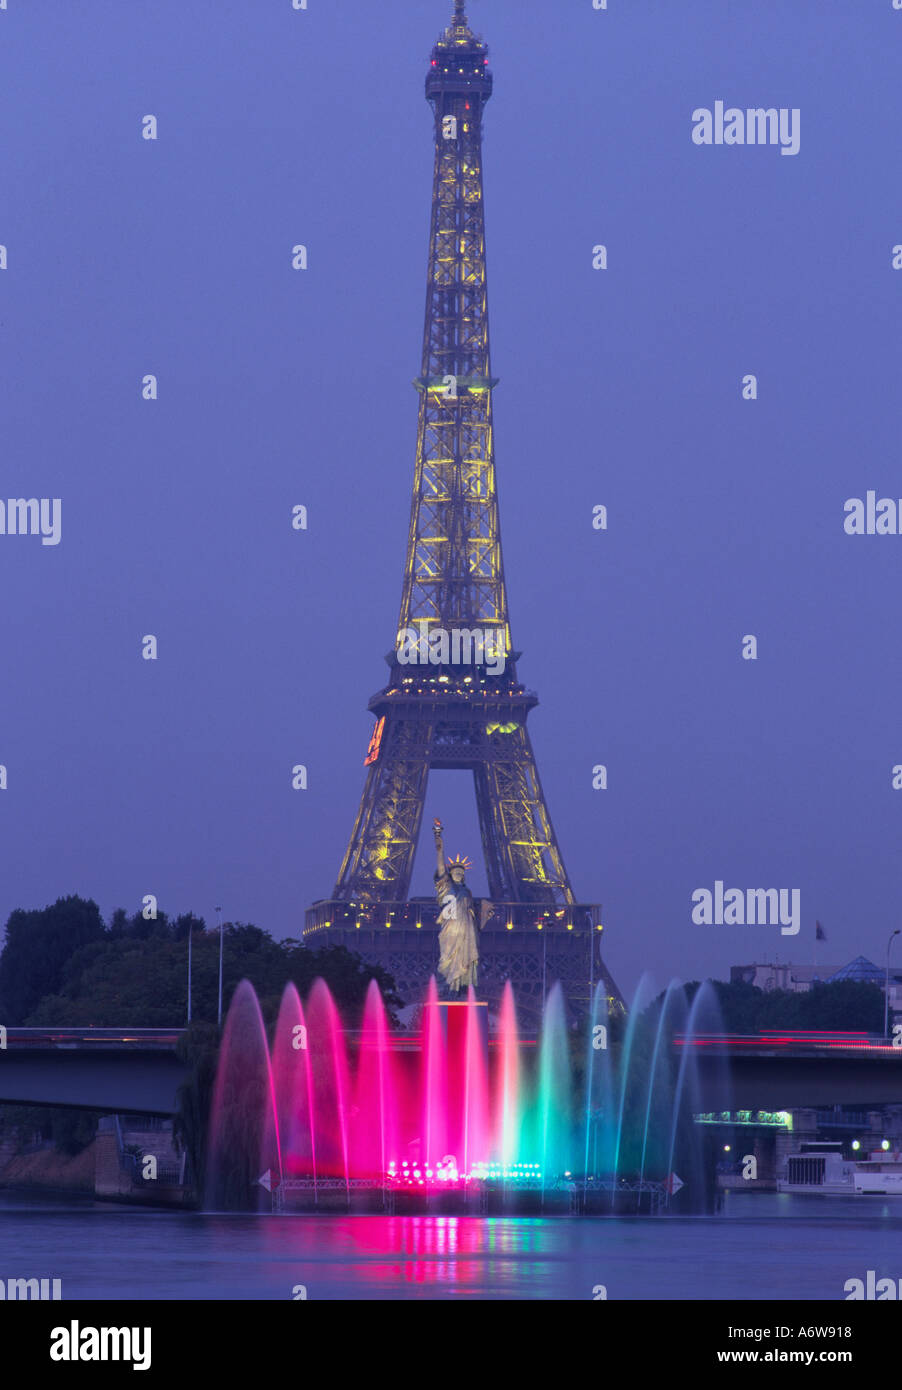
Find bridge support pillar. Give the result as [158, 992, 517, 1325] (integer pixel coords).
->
[94, 1123, 131, 1198]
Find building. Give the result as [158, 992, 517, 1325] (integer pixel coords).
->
[731, 962, 838, 993]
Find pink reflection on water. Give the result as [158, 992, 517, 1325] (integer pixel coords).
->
[244, 1214, 531, 1293]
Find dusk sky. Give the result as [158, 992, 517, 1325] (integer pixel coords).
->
[1, 0, 899, 1003]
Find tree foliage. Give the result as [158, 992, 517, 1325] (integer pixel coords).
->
[17, 908, 402, 1028]
[0, 896, 105, 1024]
[681, 978, 885, 1034]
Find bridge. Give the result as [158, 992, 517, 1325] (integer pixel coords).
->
[1, 1028, 901, 1116]
[681, 1032, 902, 1109]
[0, 1029, 187, 1115]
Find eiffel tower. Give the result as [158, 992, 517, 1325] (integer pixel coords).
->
[305, 1, 620, 1025]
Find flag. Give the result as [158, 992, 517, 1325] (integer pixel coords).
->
[816, 921, 826, 941]
[665, 1172, 684, 1195]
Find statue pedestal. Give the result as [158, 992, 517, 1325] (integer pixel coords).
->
[433, 999, 489, 1178]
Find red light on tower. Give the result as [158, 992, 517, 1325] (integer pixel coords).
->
[364, 715, 386, 766]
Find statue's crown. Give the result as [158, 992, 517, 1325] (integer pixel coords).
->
[446, 853, 472, 870]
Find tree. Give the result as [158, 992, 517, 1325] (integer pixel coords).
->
[796, 980, 884, 1032]
[0, 896, 105, 1024]
[282, 943, 403, 1020]
[172, 1023, 220, 1200]
[682, 978, 885, 1035]
[23, 912, 402, 1030]
[28, 937, 189, 1026]
[680, 980, 763, 1034]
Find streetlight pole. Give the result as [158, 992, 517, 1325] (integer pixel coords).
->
[884, 929, 900, 1039]
[216, 905, 224, 1027]
[187, 920, 192, 1024]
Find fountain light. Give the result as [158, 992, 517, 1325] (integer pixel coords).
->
[207, 973, 722, 1212]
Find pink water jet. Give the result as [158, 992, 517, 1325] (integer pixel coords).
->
[421, 976, 448, 1170]
[270, 983, 316, 1179]
[495, 981, 520, 1169]
[207, 972, 713, 1211]
[350, 979, 399, 1178]
[206, 978, 281, 1207]
[306, 978, 352, 1182]
[462, 987, 489, 1175]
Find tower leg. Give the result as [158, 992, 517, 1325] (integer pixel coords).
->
[334, 714, 435, 901]
[475, 727, 572, 904]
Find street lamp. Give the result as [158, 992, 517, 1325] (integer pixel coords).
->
[187, 919, 192, 1024]
[216, 905, 224, 1027]
[884, 929, 900, 1039]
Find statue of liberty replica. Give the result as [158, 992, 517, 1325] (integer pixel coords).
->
[432, 818, 492, 994]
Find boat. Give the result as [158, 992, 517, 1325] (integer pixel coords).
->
[853, 1152, 902, 1195]
[777, 1141, 855, 1194]
[777, 1142, 902, 1196]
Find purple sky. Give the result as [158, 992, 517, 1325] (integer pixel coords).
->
[1, 0, 900, 1001]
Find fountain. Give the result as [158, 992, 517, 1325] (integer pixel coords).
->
[205, 974, 728, 1213]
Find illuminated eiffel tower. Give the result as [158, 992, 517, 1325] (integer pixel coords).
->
[305, 1, 620, 1024]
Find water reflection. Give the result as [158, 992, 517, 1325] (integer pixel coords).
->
[1, 1195, 901, 1300]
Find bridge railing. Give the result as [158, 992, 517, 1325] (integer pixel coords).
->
[1, 1029, 184, 1049]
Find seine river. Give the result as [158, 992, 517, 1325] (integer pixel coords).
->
[1, 1193, 900, 1300]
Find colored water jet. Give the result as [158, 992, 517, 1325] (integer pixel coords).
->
[351, 980, 399, 1178]
[206, 972, 724, 1210]
[270, 983, 316, 1180]
[305, 978, 352, 1182]
[206, 979, 281, 1209]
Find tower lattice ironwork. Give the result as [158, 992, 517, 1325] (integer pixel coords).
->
[305, 2, 620, 1024]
